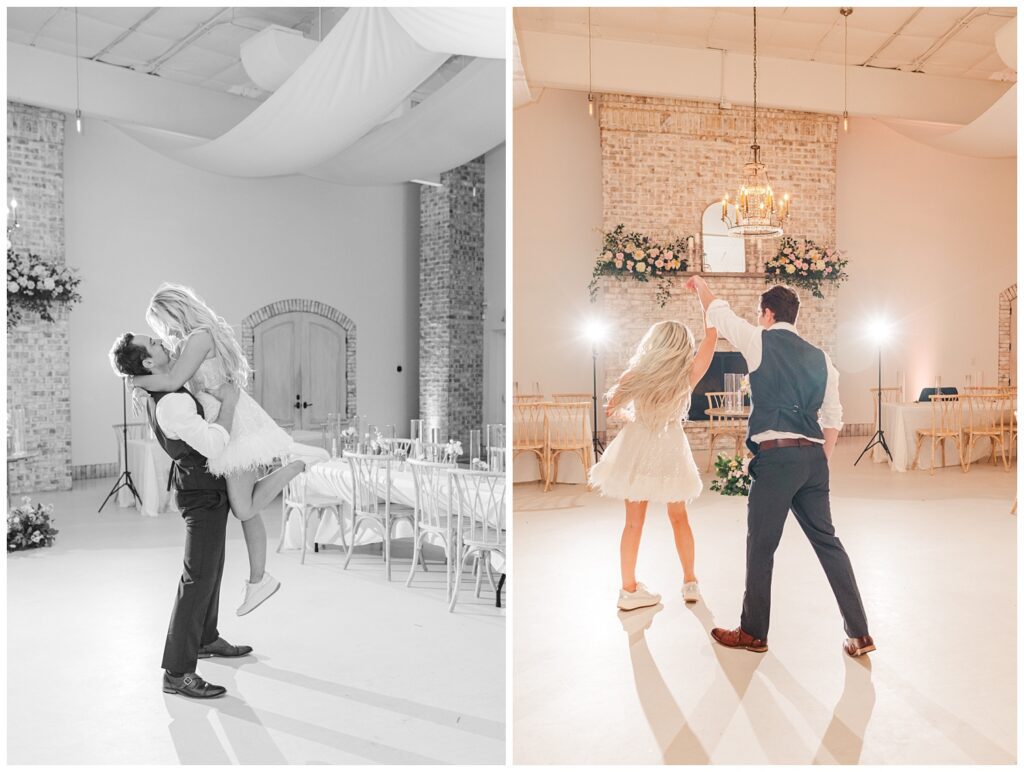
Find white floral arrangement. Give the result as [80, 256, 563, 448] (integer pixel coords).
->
[7, 497, 60, 552]
[710, 454, 752, 496]
[444, 439, 463, 462]
[765, 237, 848, 300]
[7, 248, 83, 329]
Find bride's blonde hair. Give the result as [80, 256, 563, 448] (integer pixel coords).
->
[606, 320, 696, 422]
[145, 283, 251, 387]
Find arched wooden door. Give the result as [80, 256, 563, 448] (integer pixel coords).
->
[253, 311, 346, 430]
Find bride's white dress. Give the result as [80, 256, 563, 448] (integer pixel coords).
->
[192, 356, 294, 477]
[588, 403, 703, 504]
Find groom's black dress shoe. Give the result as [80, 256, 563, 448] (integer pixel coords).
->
[162, 672, 226, 699]
[197, 637, 253, 659]
[711, 626, 768, 653]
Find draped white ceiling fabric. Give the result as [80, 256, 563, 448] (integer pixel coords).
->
[309, 58, 504, 185]
[116, 7, 505, 180]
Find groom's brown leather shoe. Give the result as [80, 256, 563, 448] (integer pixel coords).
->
[843, 635, 876, 657]
[711, 626, 768, 652]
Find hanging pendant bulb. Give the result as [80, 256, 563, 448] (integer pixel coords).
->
[841, 8, 853, 134]
[586, 7, 596, 118]
[75, 109, 82, 134]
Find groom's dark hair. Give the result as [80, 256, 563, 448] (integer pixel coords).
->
[109, 332, 151, 377]
[759, 286, 800, 324]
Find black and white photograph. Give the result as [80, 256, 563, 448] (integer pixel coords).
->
[7, 6, 506, 765]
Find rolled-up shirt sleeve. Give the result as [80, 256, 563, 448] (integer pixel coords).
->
[819, 353, 844, 431]
[155, 393, 230, 459]
[705, 298, 763, 371]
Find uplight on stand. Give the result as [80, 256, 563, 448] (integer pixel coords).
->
[585, 318, 607, 459]
[855, 317, 894, 465]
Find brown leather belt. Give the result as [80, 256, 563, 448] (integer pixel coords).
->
[758, 438, 819, 451]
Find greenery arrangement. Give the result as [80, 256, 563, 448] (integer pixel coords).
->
[7, 497, 60, 552]
[710, 453, 752, 497]
[764, 237, 848, 300]
[589, 224, 692, 307]
[7, 248, 83, 329]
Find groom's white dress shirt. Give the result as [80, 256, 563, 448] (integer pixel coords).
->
[706, 298, 843, 445]
[154, 391, 230, 460]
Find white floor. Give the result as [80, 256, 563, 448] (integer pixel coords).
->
[513, 438, 1017, 764]
[7, 477, 505, 765]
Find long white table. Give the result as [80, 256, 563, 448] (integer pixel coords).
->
[283, 458, 506, 570]
[872, 402, 1011, 472]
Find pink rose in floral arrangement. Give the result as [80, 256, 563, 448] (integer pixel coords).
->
[825, 267, 832, 274]
[627, 260, 634, 270]
[649, 248, 659, 258]
[655, 259, 664, 269]
[616, 252, 624, 260]
[664, 250, 673, 260]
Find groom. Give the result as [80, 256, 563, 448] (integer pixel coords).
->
[686, 277, 875, 657]
[110, 332, 254, 698]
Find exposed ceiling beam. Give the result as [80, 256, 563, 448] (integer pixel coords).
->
[8, 42, 256, 139]
[89, 8, 161, 61]
[517, 30, 1011, 126]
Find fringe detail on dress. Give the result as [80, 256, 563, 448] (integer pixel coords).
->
[588, 467, 703, 504]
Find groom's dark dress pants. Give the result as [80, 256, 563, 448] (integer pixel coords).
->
[741, 444, 869, 641]
[161, 489, 230, 674]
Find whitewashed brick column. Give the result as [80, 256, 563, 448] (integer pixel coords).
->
[6, 102, 72, 493]
[419, 158, 485, 447]
[998, 284, 1016, 387]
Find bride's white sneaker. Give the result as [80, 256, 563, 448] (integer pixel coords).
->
[682, 581, 701, 603]
[617, 582, 661, 611]
[236, 573, 281, 616]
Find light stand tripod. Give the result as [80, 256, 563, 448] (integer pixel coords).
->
[854, 346, 893, 465]
[99, 378, 142, 512]
[591, 342, 605, 460]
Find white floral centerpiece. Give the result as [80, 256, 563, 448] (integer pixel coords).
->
[589, 224, 693, 307]
[7, 248, 82, 329]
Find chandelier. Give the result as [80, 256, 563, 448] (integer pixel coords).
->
[721, 6, 790, 238]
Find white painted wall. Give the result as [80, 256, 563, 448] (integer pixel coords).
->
[835, 117, 1016, 423]
[483, 143, 507, 426]
[65, 118, 421, 466]
[513, 89, 1016, 436]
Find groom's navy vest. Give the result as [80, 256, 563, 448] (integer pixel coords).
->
[746, 329, 828, 454]
[148, 389, 227, 493]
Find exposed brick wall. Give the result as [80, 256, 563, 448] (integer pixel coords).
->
[597, 95, 840, 445]
[7, 101, 72, 493]
[998, 284, 1016, 388]
[240, 299, 357, 418]
[419, 158, 485, 448]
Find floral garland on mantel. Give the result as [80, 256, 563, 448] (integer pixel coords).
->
[7, 248, 82, 330]
[765, 237, 848, 300]
[588, 225, 693, 307]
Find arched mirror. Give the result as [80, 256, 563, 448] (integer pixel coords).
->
[701, 202, 746, 273]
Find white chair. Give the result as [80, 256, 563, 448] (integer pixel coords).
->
[406, 459, 458, 597]
[448, 469, 506, 612]
[380, 437, 413, 457]
[344, 453, 415, 581]
[277, 464, 347, 565]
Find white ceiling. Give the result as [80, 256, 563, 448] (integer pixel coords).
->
[7, 7, 347, 98]
[514, 6, 1017, 83]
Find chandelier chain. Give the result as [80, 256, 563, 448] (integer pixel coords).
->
[844, 11, 848, 114]
[74, 9, 81, 112]
[752, 6, 757, 148]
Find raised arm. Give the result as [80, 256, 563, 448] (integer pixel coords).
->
[689, 317, 719, 388]
[133, 330, 213, 393]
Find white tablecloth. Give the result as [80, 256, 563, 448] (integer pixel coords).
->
[117, 438, 178, 517]
[872, 402, 1010, 472]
